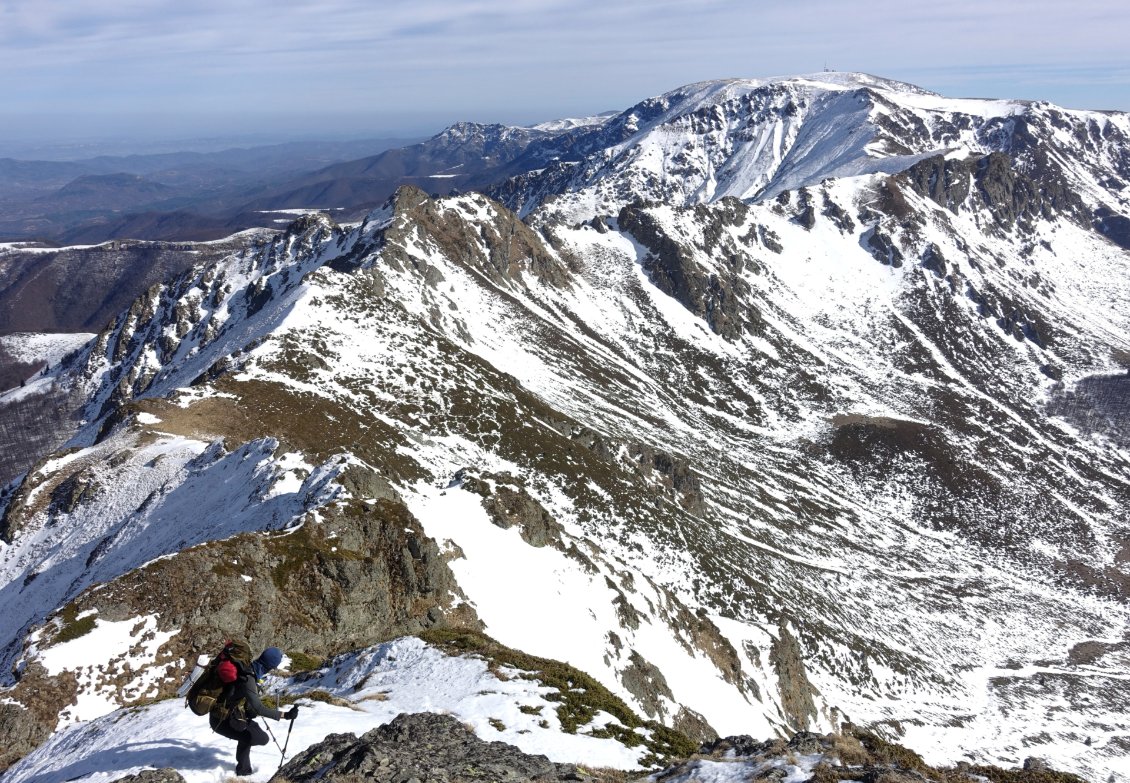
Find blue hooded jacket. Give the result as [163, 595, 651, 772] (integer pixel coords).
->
[252, 647, 284, 681]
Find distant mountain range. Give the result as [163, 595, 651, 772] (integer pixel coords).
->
[0, 137, 418, 242]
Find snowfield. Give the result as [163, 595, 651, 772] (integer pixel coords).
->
[0, 332, 94, 365]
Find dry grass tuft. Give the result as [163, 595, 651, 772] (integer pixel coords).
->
[829, 732, 870, 766]
[575, 766, 646, 783]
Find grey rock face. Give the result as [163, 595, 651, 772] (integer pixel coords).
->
[821, 193, 856, 233]
[617, 203, 756, 341]
[380, 186, 574, 290]
[670, 707, 718, 746]
[0, 701, 55, 774]
[900, 155, 973, 213]
[468, 474, 568, 550]
[865, 228, 904, 267]
[620, 650, 677, 721]
[921, 243, 948, 278]
[785, 730, 830, 755]
[47, 469, 102, 517]
[273, 712, 585, 783]
[768, 624, 819, 732]
[77, 497, 465, 660]
[793, 189, 817, 230]
[900, 151, 1086, 231]
[0, 666, 78, 774]
[973, 151, 1083, 228]
[698, 734, 785, 758]
[622, 442, 707, 517]
[1094, 206, 1130, 250]
[110, 769, 187, 783]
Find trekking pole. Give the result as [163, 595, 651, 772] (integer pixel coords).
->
[264, 718, 284, 753]
[266, 684, 296, 772]
[276, 712, 296, 773]
[263, 684, 285, 753]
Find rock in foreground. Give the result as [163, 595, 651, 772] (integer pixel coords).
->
[272, 712, 587, 783]
[110, 770, 187, 783]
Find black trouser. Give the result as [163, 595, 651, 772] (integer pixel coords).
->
[211, 715, 269, 774]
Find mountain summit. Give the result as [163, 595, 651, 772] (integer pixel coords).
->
[492, 71, 1128, 222]
[1, 74, 1129, 783]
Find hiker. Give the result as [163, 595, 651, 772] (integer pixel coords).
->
[210, 646, 298, 776]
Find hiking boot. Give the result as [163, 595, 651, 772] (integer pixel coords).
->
[234, 764, 254, 776]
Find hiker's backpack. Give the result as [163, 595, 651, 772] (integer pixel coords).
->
[185, 639, 253, 716]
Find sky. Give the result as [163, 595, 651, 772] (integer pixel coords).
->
[1, 0, 1129, 150]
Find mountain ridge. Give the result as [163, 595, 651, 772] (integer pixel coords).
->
[488, 72, 1129, 222]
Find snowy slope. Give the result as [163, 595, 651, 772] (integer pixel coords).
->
[0, 430, 344, 673]
[4, 637, 647, 783]
[0, 333, 94, 367]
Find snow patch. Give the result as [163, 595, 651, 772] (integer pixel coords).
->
[0, 332, 94, 365]
[34, 614, 178, 726]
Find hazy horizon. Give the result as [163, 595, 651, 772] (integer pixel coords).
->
[3, 1, 1129, 158]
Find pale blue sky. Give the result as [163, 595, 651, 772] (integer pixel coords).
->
[2, 0, 1128, 145]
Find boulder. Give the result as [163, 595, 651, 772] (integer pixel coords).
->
[111, 770, 187, 783]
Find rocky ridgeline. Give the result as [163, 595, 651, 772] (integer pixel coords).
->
[272, 717, 1093, 783]
[111, 714, 1092, 783]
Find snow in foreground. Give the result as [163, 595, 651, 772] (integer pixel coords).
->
[4, 637, 646, 783]
[657, 756, 824, 783]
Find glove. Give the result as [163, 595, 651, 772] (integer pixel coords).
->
[284, 706, 299, 720]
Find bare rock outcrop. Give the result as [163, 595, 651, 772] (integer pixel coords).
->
[272, 712, 587, 783]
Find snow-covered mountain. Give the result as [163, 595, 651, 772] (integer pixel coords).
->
[1, 73, 1129, 783]
[492, 72, 1130, 224]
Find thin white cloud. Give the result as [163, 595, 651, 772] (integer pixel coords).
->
[2, 0, 1128, 139]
